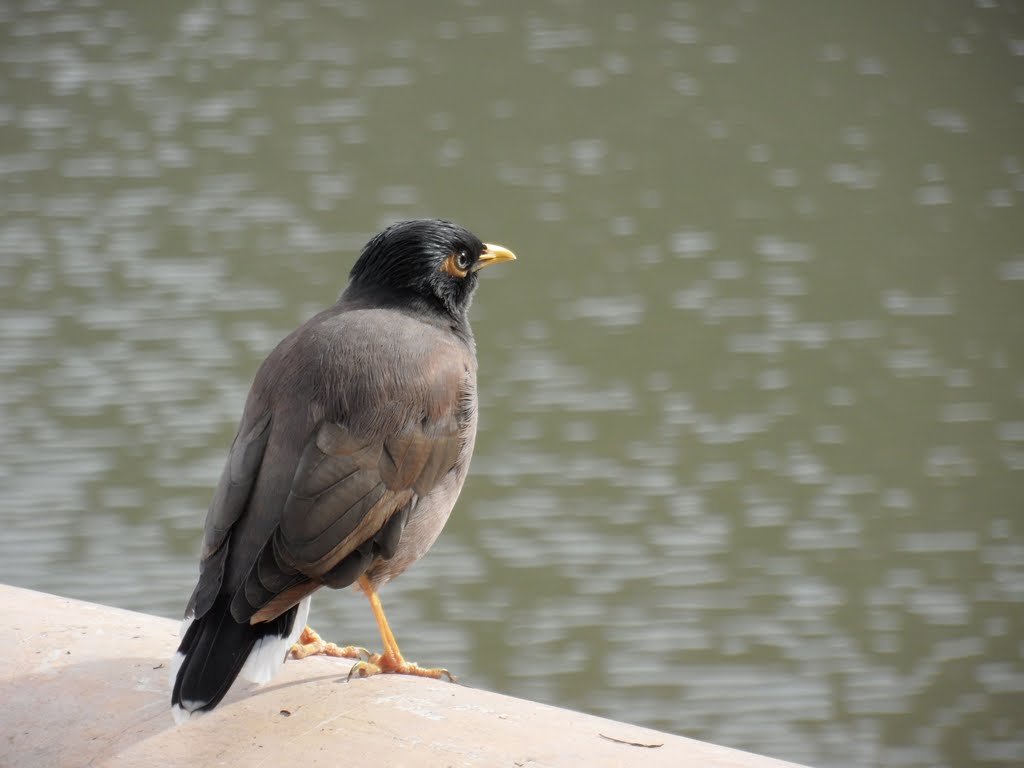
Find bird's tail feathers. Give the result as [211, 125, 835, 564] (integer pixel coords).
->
[170, 595, 306, 724]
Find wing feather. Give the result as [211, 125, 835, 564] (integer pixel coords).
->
[186, 410, 272, 619]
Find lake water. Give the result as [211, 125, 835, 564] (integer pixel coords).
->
[1, 2, 1022, 766]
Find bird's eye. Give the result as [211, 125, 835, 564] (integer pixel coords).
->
[440, 248, 474, 278]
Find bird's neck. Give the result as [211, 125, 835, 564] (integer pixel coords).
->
[338, 284, 475, 346]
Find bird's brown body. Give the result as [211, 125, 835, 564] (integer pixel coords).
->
[171, 220, 513, 721]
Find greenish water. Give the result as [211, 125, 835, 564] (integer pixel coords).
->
[1, 2, 1022, 766]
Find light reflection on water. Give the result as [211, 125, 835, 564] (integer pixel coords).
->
[2, 2, 1023, 767]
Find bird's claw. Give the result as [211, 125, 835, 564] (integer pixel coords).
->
[347, 660, 378, 681]
[346, 656, 456, 683]
[289, 625, 369, 661]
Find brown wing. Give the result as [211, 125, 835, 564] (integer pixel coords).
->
[282, 417, 463, 571]
[237, 413, 464, 624]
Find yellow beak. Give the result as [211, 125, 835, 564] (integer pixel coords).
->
[474, 244, 517, 271]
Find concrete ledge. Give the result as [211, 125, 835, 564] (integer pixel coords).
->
[1, 584, 805, 767]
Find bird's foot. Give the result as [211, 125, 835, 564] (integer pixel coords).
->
[347, 652, 456, 683]
[290, 625, 370, 661]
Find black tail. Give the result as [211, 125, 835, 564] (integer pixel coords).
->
[171, 594, 297, 720]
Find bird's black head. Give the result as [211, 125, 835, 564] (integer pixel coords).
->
[345, 219, 515, 321]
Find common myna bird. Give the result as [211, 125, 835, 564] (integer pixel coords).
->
[170, 219, 515, 722]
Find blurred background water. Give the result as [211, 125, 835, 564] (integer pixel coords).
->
[1, 1, 1023, 766]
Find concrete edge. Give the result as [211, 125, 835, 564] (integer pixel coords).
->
[0, 584, 808, 767]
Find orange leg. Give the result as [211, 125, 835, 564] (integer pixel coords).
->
[349, 574, 455, 682]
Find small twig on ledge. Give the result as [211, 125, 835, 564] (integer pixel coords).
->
[599, 733, 664, 749]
